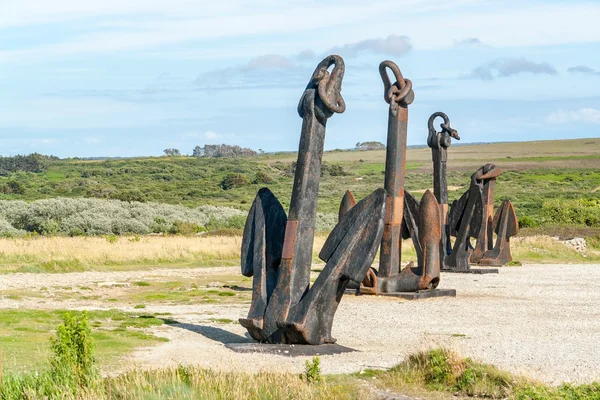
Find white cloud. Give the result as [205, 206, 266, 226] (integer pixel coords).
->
[330, 34, 412, 57]
[3, 1, 599, 62]
[546, 108, 600, 124]
[180, 130, 224, 140]
[463, 57, 557, 80]
[83, 136, 102, 144]
[204, 130, 220, 139]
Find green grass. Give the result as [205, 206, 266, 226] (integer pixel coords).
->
[362, 348, 600, 399]
[3, 346, 600, 399]
[0, 139, 597, 230]
[0, 309, 169, 372]
[4, 278, 254, 305]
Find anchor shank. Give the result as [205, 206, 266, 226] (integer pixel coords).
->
[380, 105, 408, 278]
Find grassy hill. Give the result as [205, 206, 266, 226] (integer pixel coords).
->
[0, 138, 598, 233]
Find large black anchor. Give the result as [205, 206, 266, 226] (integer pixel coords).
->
[339, 61, 452, 297]
[240, 55, 386, 345]
[426, 112, 459, 270]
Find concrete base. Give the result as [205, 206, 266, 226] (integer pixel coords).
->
[375, 288, 456, 300]
[345, 288, 457, 300]
[224, 343, 357, 357]
[442, 268, 499, 274]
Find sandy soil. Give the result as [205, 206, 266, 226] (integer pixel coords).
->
[2, 264, 599, 385]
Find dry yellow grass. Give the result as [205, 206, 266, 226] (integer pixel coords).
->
[0, 235, 243, 272]
[0, 233, 594, 274]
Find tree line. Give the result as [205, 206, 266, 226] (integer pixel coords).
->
[164, 144, 259, 158]
[0, 153, 58, 174]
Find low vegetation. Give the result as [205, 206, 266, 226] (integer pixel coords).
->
[365, 348, 600, 399]
[0, 139, 597, 238]
[0, 309, 170, 372]
[2, 317, 599, 400]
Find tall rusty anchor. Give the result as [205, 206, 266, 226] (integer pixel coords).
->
[448, 164, 519, 270]
[468, 164, 519, 266]
[446, 168, 485, 271]
[341, 61, 448, 295]
[470, 164, 502, 263]
[426, 112, 459, 270]
[240, 55, 386, 344]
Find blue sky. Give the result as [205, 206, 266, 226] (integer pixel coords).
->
[1, 0, 599, 158]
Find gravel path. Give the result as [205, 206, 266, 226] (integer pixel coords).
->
[2, 264, 599, 385]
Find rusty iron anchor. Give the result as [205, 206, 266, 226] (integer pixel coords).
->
[240, 55, 386, 344]
[426, 112, 459, 270]
[466, 163, 519, 266]
[478, 199, 519, 266]
[339, 61, 454, 298]
[470, 164, 502, 263]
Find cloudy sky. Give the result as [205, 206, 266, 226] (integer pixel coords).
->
[1, 0, 599, 157]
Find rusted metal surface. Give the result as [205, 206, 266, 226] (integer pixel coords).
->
[478, 199, 519, 265]
[427, 112, 459, 269]
[240, 55, 386, 344]
[338, 190, 357, 221]
[446, 169, 484, 271]
[285, 188, 385, 344]
[341, 62, 448, 295]
[361, 190, 441, 293]
[378, 60, 413, 278]
[446, 164, 518, 270]
[470, 164, 502, 263]
[240, 188, 287, 342]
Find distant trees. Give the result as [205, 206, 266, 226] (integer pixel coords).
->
[192, 146, 203, 157]
[355, 141, 385, 150]
[0, 153, 57, 174]
[163, 148, 181, 157]
[192, 144, 257, 158]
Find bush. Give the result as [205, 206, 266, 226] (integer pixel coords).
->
[518, 215, 539, 228]
[253, 171, 274, 184]
[49, 312, 99, 389]
[1, 180, 26, 195]
[541, 198, 600, 227]
[220, 173, 247, 190]
[322, 163, 348, 177]
[0, 198, 245, 236]
[301, 357, 322, 383]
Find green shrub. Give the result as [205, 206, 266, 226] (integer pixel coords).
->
[0, 198, 245, 236]
[220, 173, 247, 190]
[169, 220, 205, 235]
[301, 357, 322, 383]
[1, 180, 26, 195]
[541, 198, 600, 227]
[49, 312, 99, 389]
[252, 171, 274, 184]
[322, 163, 348, 177]
[518, 215, 539, 228]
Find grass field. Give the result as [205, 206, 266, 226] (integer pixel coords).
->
[0, 138, 598, 399]
[0, 138, 598, 233]
[0, 233, 597, 275]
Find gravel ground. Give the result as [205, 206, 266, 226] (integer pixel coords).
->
[130, 264, 600, 385]
[2, 264, 599, 385]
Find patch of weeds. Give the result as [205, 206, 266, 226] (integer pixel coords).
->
[133, 304, 146, 309]
[33, 259, 85, 273]
[209, 318, 234, 324]
[451, 333, 467, 338]
[376, 348, 525, 399]
[119, 315, 166, 329]
[104, 234, 118, 244]
[301, 357, 322, 384]
[217, 291, 235, 297]
[507, 260, 523, 266]
[133, 281, 151, 287]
